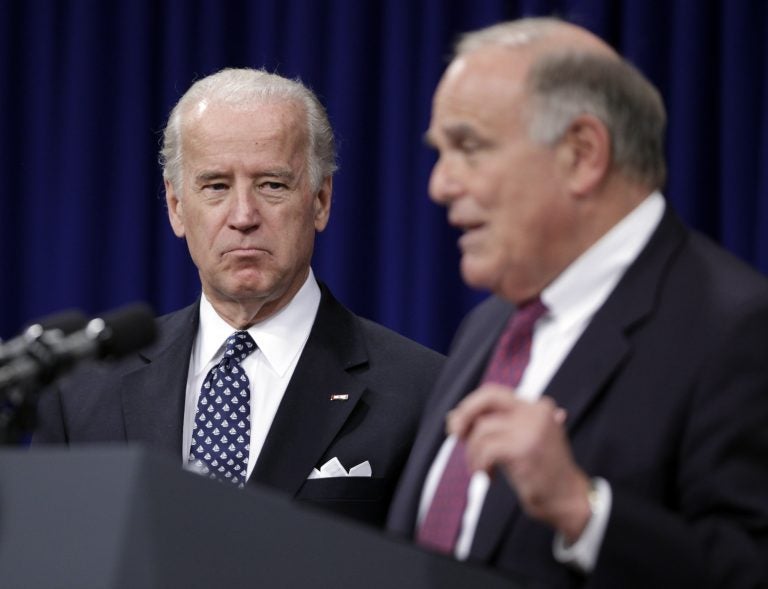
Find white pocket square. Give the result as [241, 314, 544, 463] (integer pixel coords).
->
[308, 457, 372, 479]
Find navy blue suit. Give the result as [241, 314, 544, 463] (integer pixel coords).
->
[33, 284, 445, 527]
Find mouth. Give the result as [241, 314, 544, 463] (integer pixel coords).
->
[456, 222, 485, 252]
[459, 220, 484, 232]
[447, 207, 483, 230]
[222, 247, 270, 257]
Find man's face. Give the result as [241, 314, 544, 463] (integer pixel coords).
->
[166, 100, 331, 323]
[427, 48, 575, 302]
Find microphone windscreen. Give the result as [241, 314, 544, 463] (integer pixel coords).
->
[1, 309, 89, 365]
[25, 310, 89, 336]
[97, 303, 158, 357]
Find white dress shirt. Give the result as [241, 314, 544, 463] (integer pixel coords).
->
[418, 192, 665, 571]
[181, 270, 321, 481]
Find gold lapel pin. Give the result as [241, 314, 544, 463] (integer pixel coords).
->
[329, 393, 349, 401]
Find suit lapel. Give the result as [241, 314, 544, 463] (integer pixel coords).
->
[120, 302, 199, 457]
[248, 286, 369, 496]
[470, 207, 688, 561]
[548, 209, 686, 431]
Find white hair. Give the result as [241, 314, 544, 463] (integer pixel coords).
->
[456, 18, 667, 188]
[160, 68, 337, 192]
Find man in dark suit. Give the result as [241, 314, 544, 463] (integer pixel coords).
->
[387, 18, 768, 587]
[33, 68, 444, 528]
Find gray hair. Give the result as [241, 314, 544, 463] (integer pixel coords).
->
[160, 68, 337, 192]
[456, 17, 563, 55]
[456, 18, 667, 189]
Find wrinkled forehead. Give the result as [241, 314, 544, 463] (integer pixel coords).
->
[432, 26, 618, 123]
[186, 96, 304, 128]
[431, 47, 533, 130]
[440, 46, 533, 95]
[181, 99, 309, 151]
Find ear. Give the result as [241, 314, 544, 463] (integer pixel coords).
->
[313, 176, 333, 232]
[165, 179, 186, 238]
[556, 114, 611, 196]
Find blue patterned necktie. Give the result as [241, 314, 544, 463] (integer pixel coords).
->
[188, 331, 257, 488]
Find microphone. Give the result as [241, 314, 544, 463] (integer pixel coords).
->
[0, 310, 89, 366]
[0, 303, 157, 393]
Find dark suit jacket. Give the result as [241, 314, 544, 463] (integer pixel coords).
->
[388, 208, 768, 588]
[33, 284, 445, 527]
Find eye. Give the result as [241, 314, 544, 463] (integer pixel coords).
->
[457, 138, 482, 155]
[203, 182, 229, 192]
[260, 181, 287, 191]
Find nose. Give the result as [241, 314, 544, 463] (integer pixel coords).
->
[228, 186, 260, 231]
[428, 154, 463, 205]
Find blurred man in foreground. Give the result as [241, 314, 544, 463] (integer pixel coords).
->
[388, 18, 768, 587]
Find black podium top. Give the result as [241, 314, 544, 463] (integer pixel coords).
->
[0, 446, 523, 588]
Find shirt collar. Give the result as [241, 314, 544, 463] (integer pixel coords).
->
[541, 191, 665, 327]
[194, 269, 321, 378]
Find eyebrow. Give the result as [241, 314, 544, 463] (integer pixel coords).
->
[194, 170, 231, 184]
[262, 168, 297, 181]
[193, 168, 298, 184]
[424, 122, 483, 148]
[444, 123, 482, 141]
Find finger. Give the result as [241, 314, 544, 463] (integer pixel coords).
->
[462, 414, 523, 473]
[466, 430, 526, 476]
[462, 400, 568, 474]
[537, 395, 566, 425]
[446, 385, 521, 438]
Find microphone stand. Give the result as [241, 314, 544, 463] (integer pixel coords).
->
[0, 383, 39, 445]
[0, 334, 61, 444]
[0, 303, 157, 445]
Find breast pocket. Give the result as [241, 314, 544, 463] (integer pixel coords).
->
[295, 477, 393, 527]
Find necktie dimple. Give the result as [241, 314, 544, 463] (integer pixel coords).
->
[188, 330, 257, 488]
[417, 297, 548, 554]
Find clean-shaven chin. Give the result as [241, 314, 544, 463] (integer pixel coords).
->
[459, 255, 492, 291]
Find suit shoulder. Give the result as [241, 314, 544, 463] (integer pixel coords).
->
[155, 302, 199, 333]
[356, 316, 445, 372]
[682, 232, 768, 308]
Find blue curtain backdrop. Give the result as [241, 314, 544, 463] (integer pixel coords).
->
[1, 0, 766, 354]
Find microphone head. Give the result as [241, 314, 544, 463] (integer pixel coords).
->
[24, 309, 89, 339]
[0, 304, 158, 396]
[89, 303, 158, 358]
[0, 309, 89, 365]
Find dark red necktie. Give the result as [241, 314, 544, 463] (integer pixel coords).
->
[416, 298, 548, 554]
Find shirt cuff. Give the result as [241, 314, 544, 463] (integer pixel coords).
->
[552, 477, 612, 572]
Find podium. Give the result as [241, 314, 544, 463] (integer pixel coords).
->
[0, 446, 523, 588]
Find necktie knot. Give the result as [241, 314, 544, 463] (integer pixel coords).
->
[222, 331, 257, 365]
[482, 296, 547, 387]
[515, 297, 547, 327]
[509, 297, 548, 333]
